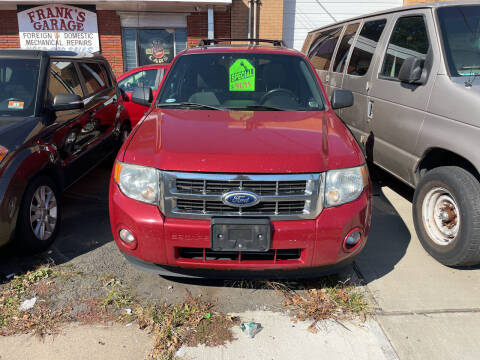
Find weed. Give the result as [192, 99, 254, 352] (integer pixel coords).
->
[75, 299, 114, 325]
[101, 277, 135, 314]
[136, 290, 237, 360]
[102, 286, 134, 309]
[0, 264, 80, 336]
[0, 295, 20, 327]
[267, 278, 368, 332]
[11, 267, 55, 295]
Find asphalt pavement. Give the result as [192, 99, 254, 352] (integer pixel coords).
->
[1, 162, 479, 359]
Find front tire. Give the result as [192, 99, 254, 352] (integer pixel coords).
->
[413, 166, 480, 266]
[17, 176, 62, 253]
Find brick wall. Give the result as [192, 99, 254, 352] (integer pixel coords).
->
[231, 0, 249, 38]
[0, 11, 20, 48]
[97, 11, 123, 76]
[230, 0, 283, 43]
[258, 0, 283, 41]
[187, 9, 231, 48]
[215, 9, 232, 40]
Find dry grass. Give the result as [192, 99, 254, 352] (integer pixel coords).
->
[1, 263, 369, 358]
[0, 265, 70, 337]
[136, 290, 237, 360]
[267, 278, 368, 333]
[1, 266, 238, 359]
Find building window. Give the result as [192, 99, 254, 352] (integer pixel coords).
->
[122, 28, 186, 71]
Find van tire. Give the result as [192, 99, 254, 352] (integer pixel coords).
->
[16, 176, 62, 254]
[413, 166, 480, 266]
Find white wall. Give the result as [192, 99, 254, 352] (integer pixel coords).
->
[283, 0, 403, 50]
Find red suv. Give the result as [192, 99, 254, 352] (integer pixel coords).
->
[109, 39, 372, 278]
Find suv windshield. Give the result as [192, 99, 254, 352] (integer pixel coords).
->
[158, 53, 325, 111]
[438, 5, 480, 77]
[0, 59, 40, 117]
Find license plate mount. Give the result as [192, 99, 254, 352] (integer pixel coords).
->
[211, 218, 271, 252]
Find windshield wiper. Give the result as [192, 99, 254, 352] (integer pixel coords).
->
[461, 65, 480, 70]
[227, 104, 287, 111]
[157, 102, 224, 110]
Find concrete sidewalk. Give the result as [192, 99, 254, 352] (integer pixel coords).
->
[0, 312, 397, 360]
[356, 184, 480, 360]
[177, 311, 397, 360]
[0, 324, 153, 360]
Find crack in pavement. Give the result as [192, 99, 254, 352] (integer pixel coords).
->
[375, 308, 480, 316]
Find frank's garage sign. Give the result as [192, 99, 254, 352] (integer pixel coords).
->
[17, 4, 100, 53]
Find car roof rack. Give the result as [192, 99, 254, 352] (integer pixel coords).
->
[197, 38, 286, 48]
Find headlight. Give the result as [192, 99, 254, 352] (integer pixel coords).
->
[325, 165, 368, 207]
[113, 161, 160, 205]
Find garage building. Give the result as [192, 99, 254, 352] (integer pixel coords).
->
[0, 0, 443, 75]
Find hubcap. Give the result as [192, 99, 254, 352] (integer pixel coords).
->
[422, 187, 460, 246]
[30, 185, 57, 241]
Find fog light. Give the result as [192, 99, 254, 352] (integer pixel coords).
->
[343, 230, 362, 251]
[119, 229, 135, 243]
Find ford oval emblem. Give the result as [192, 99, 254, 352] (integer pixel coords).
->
[222, 191, 260, 208]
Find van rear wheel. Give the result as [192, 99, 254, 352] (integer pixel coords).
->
[413, 166, 480, 266]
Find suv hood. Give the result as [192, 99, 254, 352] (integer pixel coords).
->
[123, 109, 363, 173]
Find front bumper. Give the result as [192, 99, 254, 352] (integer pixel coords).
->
[122, 252, 356, 279]
[109, 177, 372, 275]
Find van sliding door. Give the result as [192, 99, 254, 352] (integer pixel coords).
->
[340, 17, 389, 157]
[368, 10, 439, 184]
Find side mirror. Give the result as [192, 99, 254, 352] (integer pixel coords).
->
[52, 94, 84, 111]
[119, 88, 129, 102]
[398, 56, 426, 84]
[132, 86, 153, 107]
[331, 89, 354, 110]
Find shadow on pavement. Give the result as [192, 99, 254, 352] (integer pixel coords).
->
[355, 165, 412, 283]
[1, 160, 420, 287]
[0, 159, 115, 278]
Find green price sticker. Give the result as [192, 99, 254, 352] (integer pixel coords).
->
[229, 59, 255, 92]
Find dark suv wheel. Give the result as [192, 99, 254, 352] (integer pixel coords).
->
[17, 175, 62, 253]
[413, 166, 480, 266]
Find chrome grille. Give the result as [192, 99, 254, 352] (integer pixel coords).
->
[162, 172, 324, 220]
[176, 199, 306, 215]
[175, 179, 307, 195]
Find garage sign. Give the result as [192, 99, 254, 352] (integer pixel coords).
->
[229, 59, 255, 92]
[17, 4, 100, 53]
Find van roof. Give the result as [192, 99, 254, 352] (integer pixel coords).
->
[307, 0, 479, 35]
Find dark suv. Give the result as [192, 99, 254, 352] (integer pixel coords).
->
[0, 50, 130, 253]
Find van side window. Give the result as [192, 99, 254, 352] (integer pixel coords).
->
[380, 16, 429, 79]
[79, 62, 107, 96]
[347, 19, 387, 76]
[332, 23, 360, 73]
[308, 27, 342, 71]
[48, 61, 84, 102]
